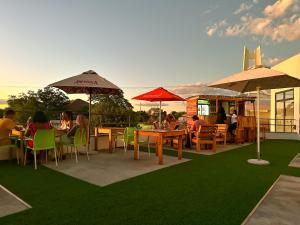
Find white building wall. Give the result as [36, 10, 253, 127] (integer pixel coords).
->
[270, 89, 276, 132]
[270, 87, 300, 134]
[294, 87, 300, 134]
[270, 53, 300, 134]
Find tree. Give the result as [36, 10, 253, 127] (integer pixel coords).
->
[134, 111, 150, 123]
[171, 111, 186, 119]
[91, 91, 135, 127]
[37, 87, 70, 114]
[7, 87, 70, 124]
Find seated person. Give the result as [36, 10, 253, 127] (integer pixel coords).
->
[60, 114, 88, 144]
[153, 121, 159, 129]
[163, 114, 177, 130]
[25, 111, 52, 148]
[0, 109, 20, 146]
[191, 115, 206, 133]
[60, 111, 73, 132]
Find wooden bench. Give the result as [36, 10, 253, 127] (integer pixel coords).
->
[216, 124, 228, 145]
[191, 125, 217, 152]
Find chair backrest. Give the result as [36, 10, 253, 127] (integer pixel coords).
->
[124, 127, 135, 144]
[74, 128, 87, 147]
[216, 124, 228, 133]
[169, 121, 178, 130]
[33, 129, 55, 151]
[199, 125, 218, 138]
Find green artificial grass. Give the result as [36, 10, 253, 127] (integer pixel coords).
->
[0, 140, 300, 225]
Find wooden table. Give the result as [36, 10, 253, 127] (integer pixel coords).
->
[10, 129, 25, 165]
[134, 129, 184, 165]
[94, 127, 125, 153]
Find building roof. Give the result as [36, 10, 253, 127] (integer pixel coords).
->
[66, 99, 89, 112]
[186, 94, 255, 101]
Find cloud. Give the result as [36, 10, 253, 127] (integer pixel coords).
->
[206, 20, 227, 36]
[264, 57, 282, 66]
[171, 82, 239, 98]
[207, 0, 300, 43]
[0, 99, 7, 104]
[224, 15, 300, 42]
[202, 9, 211, 15]
[264, 0, 296, 18]
[225, 16, 272, 36]
[234, 3, 253, 15]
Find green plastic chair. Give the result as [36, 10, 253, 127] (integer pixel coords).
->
[121, 127, 150, 156]
[0, 138, 19, 164]
[25, 129, 58, 170]
[62, 128, 89, 163]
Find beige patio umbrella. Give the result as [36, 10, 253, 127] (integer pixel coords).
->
[49, 70, 121, 148]
[209, 66, 300, 165]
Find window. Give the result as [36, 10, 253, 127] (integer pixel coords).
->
[275, 92, 284, 101]
[197, 99, 210, 116]
[275, 89, 294, 132]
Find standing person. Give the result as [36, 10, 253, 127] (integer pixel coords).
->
[0, 109, 20, 146]
[216, 106, 227, 124]
[228, 110, 238, 140]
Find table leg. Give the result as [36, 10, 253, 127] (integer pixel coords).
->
[108, 130, 112, 153]
[158, 135, 163, 165]
[156, 137, 159, 156]
[134, 130, 139, 160]
[19, 137, 24, 165]
[94, 128, 98, 151]
[178, 135, 182, 160]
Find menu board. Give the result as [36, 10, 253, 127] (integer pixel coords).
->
[197, 99, 210, 116]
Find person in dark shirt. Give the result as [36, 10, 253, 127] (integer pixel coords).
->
[216, 106, 227, 124]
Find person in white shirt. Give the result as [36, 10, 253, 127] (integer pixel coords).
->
[228, 110, 238, 139]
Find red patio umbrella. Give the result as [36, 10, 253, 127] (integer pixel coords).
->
[132, 87, 186, 127]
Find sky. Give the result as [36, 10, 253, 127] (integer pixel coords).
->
[0, 0, 299, 111]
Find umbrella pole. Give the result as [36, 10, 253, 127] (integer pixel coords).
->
[247, 87, 269, 165]
[88, 92, 91, 151]
[256, 87, 260, 160]
[159, 101, 162, 129]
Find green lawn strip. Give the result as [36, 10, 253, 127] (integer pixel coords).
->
[0, 140, 299, 225]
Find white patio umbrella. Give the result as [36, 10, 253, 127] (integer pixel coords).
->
[49, 70, 121, 147]
[209, 67, 300, 165]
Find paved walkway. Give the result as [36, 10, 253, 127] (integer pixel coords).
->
[242, 175, 300, 225]
[289, 153, 300, 168]
[0, 185, 31, 218]
[166, 143, 251, 155]
[46, 150, 190, 187]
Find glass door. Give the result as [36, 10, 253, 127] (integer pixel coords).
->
[275, 89, 294, 132]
